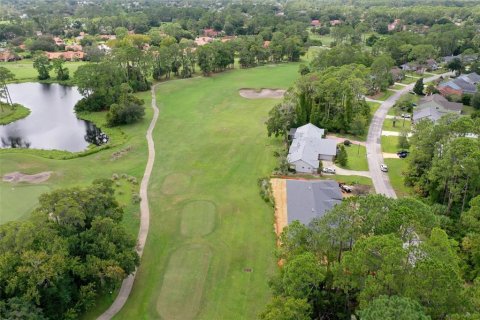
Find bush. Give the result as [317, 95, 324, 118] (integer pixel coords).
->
[74, 94, 111, 112]
[106, 95, 145, 127]
[462, 94, 472, 106]
[343, 140, 352, 146]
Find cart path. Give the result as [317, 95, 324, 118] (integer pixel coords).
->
[97, 83, 160, 320]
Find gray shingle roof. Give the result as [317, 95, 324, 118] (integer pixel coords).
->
[286, 179, 343, 225]
[287, 123, 337, 168]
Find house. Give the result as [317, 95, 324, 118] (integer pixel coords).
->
[45, 51, 84, 61]
[388, 19, 400, 32]
[194, 37, 213, 46]
[438, 72, 480, 96]
[413, 94, 462, 123]
[310, 19, 321, 27]
[443, 54, 478, 64]
[390, 67, 405, 82]
[97, 43, 111, 53]
[425, 59, 439, 71]
[65, 44, 83, 51]
[287, 123, 337, 173]
[401, 62, 425, 74]
[203, 28, 219, 37]
[330, 19, 342, 26]
[0, 49, 19, 62]
[286, 180, 343, 225]
[53, 37, 65, 46]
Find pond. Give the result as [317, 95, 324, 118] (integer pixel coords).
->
[0, 83, 107, 152]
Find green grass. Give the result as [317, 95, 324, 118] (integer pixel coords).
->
[368, 101, 381, 115]
[399, 77, 418, 84]
[462, 105, 475, 115]
[0, 60, 87, 83]
[333, 175, 373, 186]
[384, 158, 411, 197]
[0, 104, 30, 124]
[113, 63, 302, 319]
[381, 136, 401, 153]
[370, 90, 396, 101]
[0, 184, 50, 224]
[339, 144, 368, 171]
[382, 118, 411, 132]
[390, 84, 405, 90]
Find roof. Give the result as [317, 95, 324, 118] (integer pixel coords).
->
[286, 180, 343, 225]
[287, 124, 336, 168]
[419, 94, 463, 112]
[414, 94, 462, 122]
[293, 123, 325, 139]
[439, 74, 478, 94]
[458, 72, 480, 84]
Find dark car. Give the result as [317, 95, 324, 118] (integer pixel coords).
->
[397, 150, 409, 158]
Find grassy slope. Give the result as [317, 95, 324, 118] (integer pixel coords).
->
[115, 63, 300, 320]
[384, 158, 411, 197]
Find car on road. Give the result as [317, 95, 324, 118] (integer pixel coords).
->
[322, 167, 336, 174]
[380, 164, 388, 172]
[397, 150, 409, 158]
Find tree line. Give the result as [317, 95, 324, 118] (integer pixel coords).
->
[260, 195, 480, 319]
[0, 180, 139, 319]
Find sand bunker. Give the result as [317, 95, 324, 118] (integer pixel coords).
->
[3, 171, 52, 184]
[239, 88, 286, 99]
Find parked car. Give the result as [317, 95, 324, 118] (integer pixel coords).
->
[397, 150, 409, 158]
[322, 167, 336, 174]
[380, 164, 388, 172]
[339, 183, 353, 193]
[401, 113, 411, 119]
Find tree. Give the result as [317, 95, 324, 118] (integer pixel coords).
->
[335, 145, 348, 167]
[106, 84, 145, 126]
[398, 130, 410, 149]
[265, 98, 297, 142]
[472, 92, 480, 110]
[359, 295, 430, 320]
[447, 58, 463, 76]
[52, 59, 69, 81]
[425, 83, 437, 96]
[32, 55, 52, 80]
[370, 54, 395, 93]
[0, 66, 15, 108]
[413, 78, 424, 96]
[260, 297, 312, 320]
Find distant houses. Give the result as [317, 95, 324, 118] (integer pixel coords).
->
[401, 59, 439, 74]
[287, 123, 337, 173]
[285, 179, 343, 225]
[0, 49, 20, 62]
[45, 51, 84, 61]
[413, 94, 463, 123]
[438, 72, 480, 96]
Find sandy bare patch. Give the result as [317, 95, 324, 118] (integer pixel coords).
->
[3, 171, 52, 184]
[271, 178, 287, 238]
[239, 88, 286, 99]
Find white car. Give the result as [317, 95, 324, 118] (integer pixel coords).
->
[322, 167, 336, 174]
[380, 164, 388, 172]
[401, 113, 411, 119]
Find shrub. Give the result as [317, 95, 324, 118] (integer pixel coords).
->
[343, 140, 352, 146]
[106, 95, 145, 127]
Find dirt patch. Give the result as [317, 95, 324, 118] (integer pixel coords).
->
[271, 178, 288, 238]
[3, 171, 52, 184]
[239, 88, 286, 99]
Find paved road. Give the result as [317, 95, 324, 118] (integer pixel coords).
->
[366, 72, 453, 198]
[97, 83, 160, 320]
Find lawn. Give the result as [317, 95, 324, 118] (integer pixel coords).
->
[0, 59, 87, 82]
[340, 144, 368, 171]
[399, 76, 418, 84]
[368, 101, 381, 114]
[390, 84, 405, 90]
[383, 117, 411, 132]
[462, 105, 475, 115]
[381, 136, 401, 153]
[384, 158, 411, 197]
[114, 63, 301, 320]
[373, 89, 396, 101]
[0, 103, 30, 124]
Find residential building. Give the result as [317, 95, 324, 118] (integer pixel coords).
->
[438, 72, 480, 96]
[413, 94, 462, 123]
[194, 37, 213, 46]
[45, 51, 85, 61]
[310, 19, 321, 27]
[286, 180, 343, 225]
[287, 123, 337, 173]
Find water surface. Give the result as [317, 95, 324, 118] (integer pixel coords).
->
[0, 83, 106, 152]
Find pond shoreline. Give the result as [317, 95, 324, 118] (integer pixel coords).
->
[0, 104, 31, 125]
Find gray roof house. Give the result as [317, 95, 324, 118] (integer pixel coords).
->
[286, 179, 343, 225]
[287, 123, 337, 173]
[438, 72, 480, 95]
[413, 94, 462, 123]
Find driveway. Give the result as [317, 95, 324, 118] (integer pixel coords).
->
[365, 71, 453, 198]
[323, 161, 371, 178]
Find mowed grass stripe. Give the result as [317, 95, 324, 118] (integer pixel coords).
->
[115, 63, 300, 319]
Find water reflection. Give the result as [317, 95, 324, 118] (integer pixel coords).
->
[0, 83, 108, 152]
